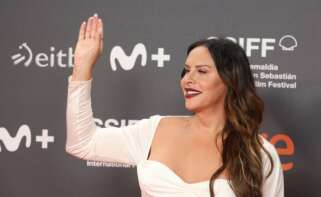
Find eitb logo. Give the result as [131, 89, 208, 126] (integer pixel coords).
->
[11, 42, 74, 68]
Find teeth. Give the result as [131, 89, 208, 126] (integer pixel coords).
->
[187, 91, 201, 95]
[187, 90, 200, 94]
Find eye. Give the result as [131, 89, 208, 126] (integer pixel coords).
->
[198, 70, 207, 74]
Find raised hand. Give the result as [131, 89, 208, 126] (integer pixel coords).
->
[72, 13, 104, 81]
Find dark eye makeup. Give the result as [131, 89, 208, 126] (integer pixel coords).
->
[180, 68, 207, 78]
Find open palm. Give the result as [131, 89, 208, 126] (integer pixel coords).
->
[73, 14, 104, 72]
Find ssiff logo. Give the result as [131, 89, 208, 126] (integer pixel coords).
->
[207, 34, 298, 57]
[278, 35, 298, 51]
[11, 42, 74, 67]
[0, 124, 54, 152]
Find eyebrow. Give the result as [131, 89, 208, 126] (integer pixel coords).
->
[184, 64, 212, 68]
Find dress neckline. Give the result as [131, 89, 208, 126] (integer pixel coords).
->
[141, 114, 229, 186]
[143, 159, 229, 186]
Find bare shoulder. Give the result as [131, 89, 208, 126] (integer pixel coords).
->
[152, 116, 190, 144]
[148, 116, 190, 159]
[157, 115, 190, 131]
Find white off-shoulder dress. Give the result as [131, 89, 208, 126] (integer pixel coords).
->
[65, 75, 284, 197]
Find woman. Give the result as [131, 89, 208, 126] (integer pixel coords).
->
[66, 14, 284, 197]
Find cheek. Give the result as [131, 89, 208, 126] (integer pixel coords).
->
[202, 78, 227, 98]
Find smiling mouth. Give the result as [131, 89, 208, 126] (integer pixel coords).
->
[185, 91, 202, 99]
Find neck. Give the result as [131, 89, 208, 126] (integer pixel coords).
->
[189, 103, 226, 139]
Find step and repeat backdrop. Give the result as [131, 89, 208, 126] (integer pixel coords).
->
[0, 0, 320, 196]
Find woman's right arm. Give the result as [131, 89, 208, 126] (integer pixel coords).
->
[65, 74, 136, 164]
[65, 75, 159, 165]
[65, 14, 159, 165]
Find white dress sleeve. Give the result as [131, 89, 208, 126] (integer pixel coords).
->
[65, 75, 160, 166]
[261, 138, 285, 197]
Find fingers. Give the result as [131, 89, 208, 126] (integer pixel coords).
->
[91, 14, 99, 39]
[78, 21, 86, 40]
[98, 17, 104, 55]
[98, 18, 103, 40]
[85, 16, 93, 39]
[81, 14, 101, 40]
[99, 36, 104, 55]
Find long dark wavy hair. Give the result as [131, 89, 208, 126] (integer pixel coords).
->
[181, 37, 274, 197]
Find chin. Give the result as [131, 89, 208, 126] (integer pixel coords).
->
[184, 104, 201, 113]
